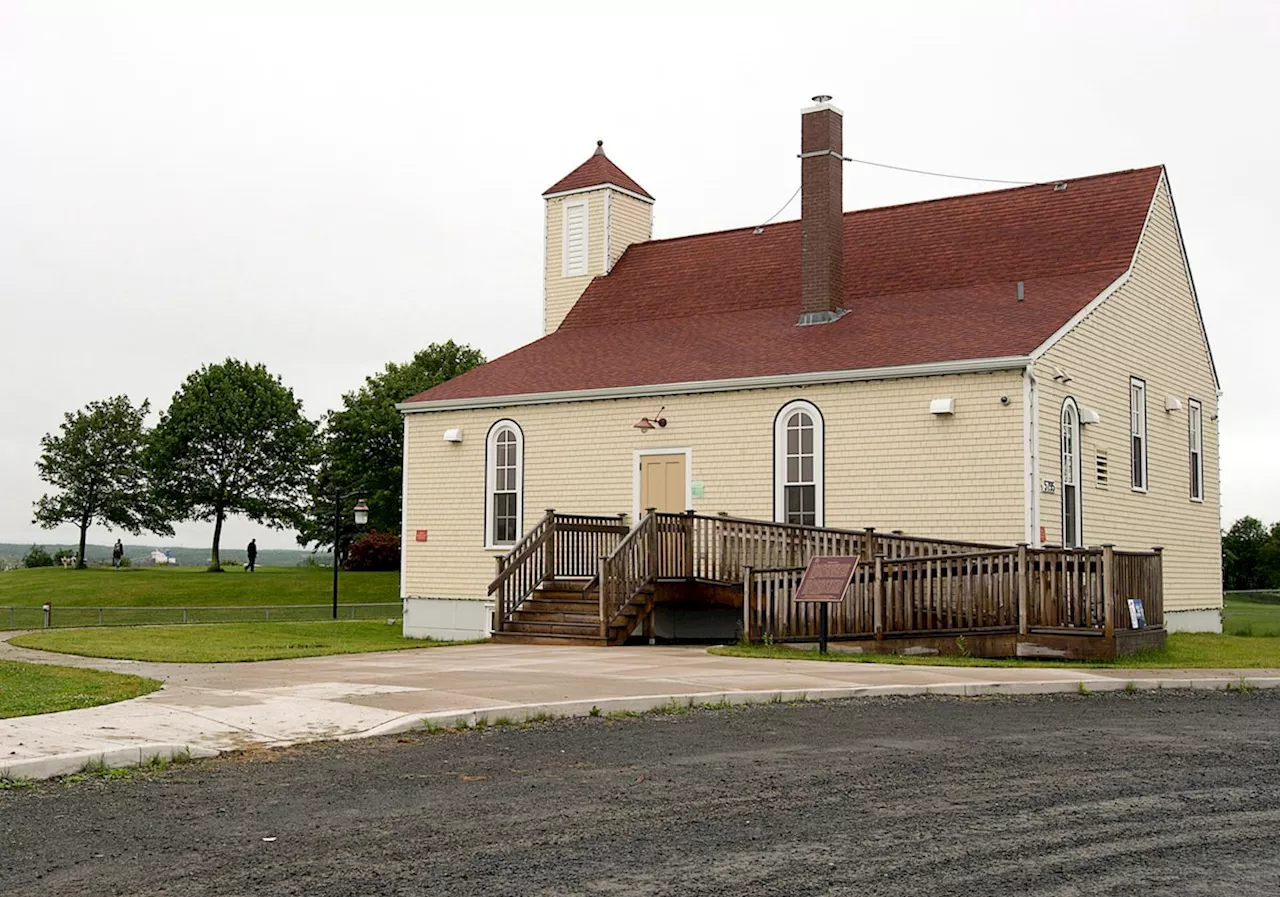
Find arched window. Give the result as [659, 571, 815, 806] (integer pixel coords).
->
[1060, 398, 1082, 548]
[485, 420, 523, 547]
[774, 400, 824, 526]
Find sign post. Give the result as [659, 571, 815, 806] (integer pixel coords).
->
[794, 556, 860, 654]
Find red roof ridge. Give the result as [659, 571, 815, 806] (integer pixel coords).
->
[629, 165, 1166, 251]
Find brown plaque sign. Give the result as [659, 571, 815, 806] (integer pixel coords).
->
[794, 556, 859, 603]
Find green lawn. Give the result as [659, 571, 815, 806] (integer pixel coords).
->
[710, 632, 1280, 669]
[8, 621, 474, 663]
[0, 565, 397, 609]
[0, 659, 161, 719]
[1223, 595, 1280, 637]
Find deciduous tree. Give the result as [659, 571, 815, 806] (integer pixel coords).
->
[297, 341, 484, 549]
[148, 360, 319, 571]
[33, 395, 173, 568]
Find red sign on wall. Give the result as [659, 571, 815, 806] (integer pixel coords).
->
[415, 530, 428, 543]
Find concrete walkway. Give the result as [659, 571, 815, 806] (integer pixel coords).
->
[3, 638, 1279, 780]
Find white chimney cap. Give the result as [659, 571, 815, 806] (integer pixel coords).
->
[443, 427, 464, 443]
[929, 398, 955, 415]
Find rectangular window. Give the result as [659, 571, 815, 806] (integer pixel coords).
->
[1189, 399, 1204, 501]
[562, 200, 588, 276]
[1130, 377, 1147, 491]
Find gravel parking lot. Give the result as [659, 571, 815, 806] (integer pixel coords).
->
[3, 690, 1279, 896]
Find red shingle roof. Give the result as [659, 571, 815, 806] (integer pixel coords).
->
[410, 166, 1162, 405]
[543, 142, 654, 200]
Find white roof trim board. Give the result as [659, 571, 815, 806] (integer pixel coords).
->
[397, 355, 1032, 414]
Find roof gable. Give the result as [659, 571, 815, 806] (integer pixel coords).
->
[410, 166, 1163, 406]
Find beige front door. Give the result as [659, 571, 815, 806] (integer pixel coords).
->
[639, 453, 687, 514]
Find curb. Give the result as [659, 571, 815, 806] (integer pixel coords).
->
[1, 743, 219, 783]
[337, 674, 1280, 741]
[7, 675, 1279, 781]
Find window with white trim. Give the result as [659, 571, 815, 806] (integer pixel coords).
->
[485, 421, 523, 546]
[1130, 377, 1148, 491]
[1188, 398, 1204, 502]
[562, 199, 588, 276]
[1060, 397, 1082, 548]
[774, 400, 824, 526]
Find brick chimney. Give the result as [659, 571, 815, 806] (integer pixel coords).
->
[799, 95, 846, 325]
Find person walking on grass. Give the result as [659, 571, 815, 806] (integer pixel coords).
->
[246, 538, 257, 573]
[111, 539, 124, 569]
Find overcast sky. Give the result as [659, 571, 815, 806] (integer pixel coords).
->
[2, 1, 1276, 552]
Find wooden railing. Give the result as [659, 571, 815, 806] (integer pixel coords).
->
[490, 510, 629, 631]
[593, 511, 1021, 637]
[598, 513, 658, 637]
[744, 544, 1164, 643]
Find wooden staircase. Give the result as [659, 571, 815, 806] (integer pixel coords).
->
[492, 580, 656, 646]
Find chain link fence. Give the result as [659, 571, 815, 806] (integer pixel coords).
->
[1, 603, 402, 631]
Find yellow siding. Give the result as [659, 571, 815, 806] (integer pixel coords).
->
[543, 193, 602, 334]
[544, 188, 653, 334]
[608, 191, 653, 270]
[404, 371, 1026, 600]
[1036, 176, 1220, 612]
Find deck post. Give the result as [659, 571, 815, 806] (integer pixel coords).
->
[1017, 543, 1029, 635]
[544, 509, 557, 584]
[493, 556, 505, 633]
[862, 527, 876, 564]
[684, 509, 696, 580]
[873, 554, 884, 641]
[1152, 546, 1164, 627]
[598, 555, 608, 639]
[1102, 544, 1115, 639]
[742, 565, 754, 642]
[645, 507, 658, 578]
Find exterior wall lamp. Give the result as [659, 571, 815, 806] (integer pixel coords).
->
[634, 406, 667, 432]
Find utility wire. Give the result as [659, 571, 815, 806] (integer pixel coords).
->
[845, 156, 1036, 186]
[753, 185, 802, 233]
[753, 158, 1042, 233]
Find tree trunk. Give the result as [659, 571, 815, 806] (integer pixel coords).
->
[77, 517, 89, 570]
[210, 508, 225, 571]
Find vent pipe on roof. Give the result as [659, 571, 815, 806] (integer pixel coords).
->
[798, 95, 847, 326]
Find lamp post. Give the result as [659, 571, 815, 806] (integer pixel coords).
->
[333, 493, 370, 620]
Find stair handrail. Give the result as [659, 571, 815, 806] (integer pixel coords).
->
[488, 509, 557, 631]
[598, 511, 658, 637]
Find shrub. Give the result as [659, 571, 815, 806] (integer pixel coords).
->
[346, 531, 400, 572]
[22, 545, 54, 568]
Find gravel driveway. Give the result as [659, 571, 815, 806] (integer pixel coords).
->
[3, 690, 1279, 896]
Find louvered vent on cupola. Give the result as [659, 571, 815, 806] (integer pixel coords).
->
[563, 200, 588, 277]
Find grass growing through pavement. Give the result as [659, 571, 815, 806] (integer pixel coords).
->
[710, 633, 1280, 669]
[0, 565, 397, 609]
[0, 659, 160, 718]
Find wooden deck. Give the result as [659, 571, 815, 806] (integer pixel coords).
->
[489, 511, 1166, 658]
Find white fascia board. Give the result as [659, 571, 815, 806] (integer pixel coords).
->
[396, 355, 1031, 414]
[1028, 270, 1131, 361]
[543, 183, 654, 205]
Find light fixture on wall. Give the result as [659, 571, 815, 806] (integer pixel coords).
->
[929, 398, 955, 415]
[634, 406, 667, 432]
[1080, 408, 1100, 425]
[1164, 397, 1184, 412]
[442, 428, 464, 443]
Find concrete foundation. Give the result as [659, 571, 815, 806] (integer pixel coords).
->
[403, 597, 493, 641]
[1165, 608, 1223, 634]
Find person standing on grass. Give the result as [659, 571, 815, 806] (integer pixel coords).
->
[112, 539, 124, 569]
[246, 538, 257, 573]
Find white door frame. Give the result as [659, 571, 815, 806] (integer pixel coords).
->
[632, 447, 693, 522]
